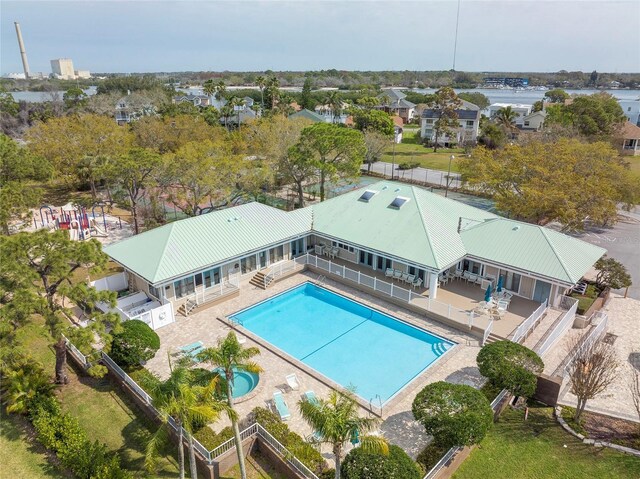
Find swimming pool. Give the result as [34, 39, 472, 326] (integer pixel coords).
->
[214, 367, 260, 399]
[230, 283, 454, 405]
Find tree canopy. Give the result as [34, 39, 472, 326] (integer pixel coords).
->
[476, 341, 544, 398]
[458, 92, 490, 110]
[594, 255, 632, 290]
[545, 93, 626, 139]
[341, 445, 421, 479]
[458, 139, 639, 230]
[412, 381, 493, 448]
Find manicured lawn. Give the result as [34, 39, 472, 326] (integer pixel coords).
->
[569, 284, 599, 315]
[14, 317, 179, 477]
[625, 155, 640, 179]
[382, 129, 465, 172]
[0, 409, 66, 479]
[453, 405, 640, 479]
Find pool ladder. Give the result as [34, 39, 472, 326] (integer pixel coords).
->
[316, 274, 326, 286]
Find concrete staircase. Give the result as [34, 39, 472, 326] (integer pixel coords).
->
[484, 332, 504, 344]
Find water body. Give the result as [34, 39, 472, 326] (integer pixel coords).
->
[8, 86, 97, 102]
[414, 88, 640, 104]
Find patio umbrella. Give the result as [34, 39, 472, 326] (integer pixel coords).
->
[485, 284, 492, 302]
[497, 275, 504, 293]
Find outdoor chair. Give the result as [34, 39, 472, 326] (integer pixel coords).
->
[468, 273, 478, 284]
[497, 300, 509, 312]
[406, 274, 416, 284]
[286, 373, 300, 391]
[462, 271, 471, 282]
[411, 277, 423, 290]
[401, 273, 409, 283]
[385, 268, 394, 278]
[393, 270, 403, 281]
[454, 269, 463, 280]
[178, 341, 204, 362]
[303, 390, 320, 406]
[273, 391, 291, 420]
[314, 245, 325, 256]
[474, 275, 483, 285]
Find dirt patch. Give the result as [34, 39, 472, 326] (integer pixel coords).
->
[583, 410, 640, 449]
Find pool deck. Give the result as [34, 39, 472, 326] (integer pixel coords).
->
[145, 271, 485, 460]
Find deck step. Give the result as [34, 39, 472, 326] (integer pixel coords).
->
[249, 271, 268, 290]
[484, 333, 505, 344]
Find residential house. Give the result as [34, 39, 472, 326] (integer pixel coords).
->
[487, 103, 533, 128]
[114, 94, 155, 126]
[420, 99, 481, 147]
[619, 99, 640, 126]
[521, 110, 547, 131]
[314, 102, 350, 124]
[104, 180, 605, 324]
[376, 89, 416, 123]
[289, 109, 326, 123]
[172, 93, 211, 107]
[620, 121, 640, 156]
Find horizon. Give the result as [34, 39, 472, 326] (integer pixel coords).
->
[1, 1, 639, 75]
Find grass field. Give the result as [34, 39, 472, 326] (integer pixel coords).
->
[381, 129, 465, 172]
[626, 155, 640, 179]
[0, 409, 66, 479]
[453, 405, 640, 479]
[12, 317, 179, 478]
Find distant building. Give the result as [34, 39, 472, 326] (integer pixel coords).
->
[620, 121, 640, 156]
[74, 70, 91, 79]
[375, 89, 416, 123]
[483, 77, 529, 88]
[487, 103, 533, 128]
[289, 109, 326, 123]
[619, 99, 640, 126]
[521, 111, 547, 131]
[172, 93, 211, 107]
[314, 102, 350, 124]
[50, 58, 75, 79]
[115, 94, 156, 126]
[420, 99, 481, 147]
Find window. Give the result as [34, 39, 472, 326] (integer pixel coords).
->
[149, 285, 160, 300]
[359, 250, 373, 267]
[203, 267, 220, 288]
[332, 241, 355, 253]
[426, 119, 434, 124]
[377, 256, 392, 271]
[389, 196, 410, 209]
[359, 190, 378, 202]
[269, 245, 284, 264]
[174, 276, 195, 298]
[524, 121, 530, 126]
[466, 120, 474, 128]
[241, 255, 257, 274]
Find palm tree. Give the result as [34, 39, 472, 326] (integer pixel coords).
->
[1, 360, 54, 414]
[228, 97, 245, 129]
[298, 389, 388, 479]
[202, 79, 215, 98]
[213, 80, 226, 102]
[266, 76, 280, 109]
[324, 91, 343, 123]
[495, 106, 520, 134]
[146, 368, 233, 479]
[197, 332, 262, 479]
[220, 105, 234, 131]
[255, 75, 266, 112]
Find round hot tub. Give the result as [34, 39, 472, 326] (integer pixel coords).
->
[214, 367, 260, 401]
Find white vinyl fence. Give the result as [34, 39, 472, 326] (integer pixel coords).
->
[534, 297, 578, 356]
[511, 299, 548, 343]
[90, 272, 128, 292]
[562, 311, 609, 375]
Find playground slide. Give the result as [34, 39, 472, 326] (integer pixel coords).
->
[89, 218, 108, 237]
[69, 228, 80, 241]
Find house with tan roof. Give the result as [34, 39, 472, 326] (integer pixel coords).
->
[620, 121, 640, 156]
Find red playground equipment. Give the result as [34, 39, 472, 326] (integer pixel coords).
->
[55, 204, 91, 240]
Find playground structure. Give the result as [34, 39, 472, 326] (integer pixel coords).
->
[35, 203, 123, 241]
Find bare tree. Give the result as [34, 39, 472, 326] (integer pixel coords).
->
[629, 369, 640, 429]
[566, 337, 619, 422]
[363, 129, 390, 173]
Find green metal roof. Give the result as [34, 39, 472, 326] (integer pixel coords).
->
[460, 218, 606, 284]
[105, 180, 606, 287]
[289, 109, 325, 123]
[309, 182, 497, 270]
[104, 203, 311, 284]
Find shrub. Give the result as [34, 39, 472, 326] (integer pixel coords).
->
[251, 407, 327, 474]
[126, 366, 161, 393]
[110, 320, 160, 368]
[416, 442, 449, 474]
[193, 426, 234, 451]
[341, 444, 421, 479]
[476, 341, 544, 398]
[412, 381, 493, 448]
[398, 161, 420, 170]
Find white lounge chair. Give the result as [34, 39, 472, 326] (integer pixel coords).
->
[401, 273, 409, 283]
[385, 268, 394, 278]
[411, 277, 423, 289]
[454, 269, 463, 280]
[393, 270, 402, 281]
[286, 373, 300, 391]
[273, 391, 290, 420]
[468, 273, 478, 284]
[462, 271, 471, 282]
[406, 274, 416, 284]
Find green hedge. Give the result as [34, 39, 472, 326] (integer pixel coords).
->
[416, 442, 449, 474]
[110, 320, 160, 368]
[251, 407, 327, 474]
[193, 426, 234, 451]
[341, 445, 422, 479]
[30, 395, 133, 478]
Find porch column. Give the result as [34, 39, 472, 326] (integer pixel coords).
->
[429, 272, 438, 299]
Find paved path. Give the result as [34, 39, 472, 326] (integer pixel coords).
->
[558, 294, 640, 422]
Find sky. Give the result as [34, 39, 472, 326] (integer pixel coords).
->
[1, 1, 639, 74]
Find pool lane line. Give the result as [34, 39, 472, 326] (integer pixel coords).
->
[300, 316, 371, 361]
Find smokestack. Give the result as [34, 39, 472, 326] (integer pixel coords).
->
[14, 22, 30, 79]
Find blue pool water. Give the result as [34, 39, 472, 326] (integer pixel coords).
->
[231, 283, 454, 404]
[214, 367, 260, 398]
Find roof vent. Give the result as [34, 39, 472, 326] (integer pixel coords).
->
[512, 226, 520, 231]
[381, 185, 388, 190]
[389, 196, 410, 209]
[394, 188, 401, 192]
[358, 190, 378, 202]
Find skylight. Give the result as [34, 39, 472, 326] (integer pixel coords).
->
[389, 196, 410, 209]
[359, 190, 379, 202]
